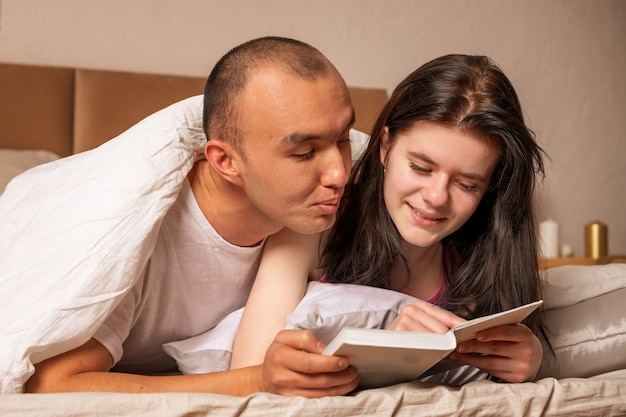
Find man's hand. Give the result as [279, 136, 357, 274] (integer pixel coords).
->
[259, 329, 360, 397]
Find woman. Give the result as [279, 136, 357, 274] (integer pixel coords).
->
[232, 54, 546, 384]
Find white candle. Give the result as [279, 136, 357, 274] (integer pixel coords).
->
[561, 244, 573, 257]
[539, 219, 559, 258]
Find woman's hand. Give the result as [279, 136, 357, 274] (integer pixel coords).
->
[387, 300, 466, 333]
[451, 324, 543, 383]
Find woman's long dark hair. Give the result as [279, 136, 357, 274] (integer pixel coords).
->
[322, 54, 546, 332]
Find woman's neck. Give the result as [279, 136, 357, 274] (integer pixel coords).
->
[391, 243, 443, 300]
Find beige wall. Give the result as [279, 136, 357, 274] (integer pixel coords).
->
[1, 0, 624, 256]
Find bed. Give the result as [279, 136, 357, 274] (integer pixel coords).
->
[0, 62, 625, 416]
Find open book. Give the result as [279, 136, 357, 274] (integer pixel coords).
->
[322, 300, 543, 388]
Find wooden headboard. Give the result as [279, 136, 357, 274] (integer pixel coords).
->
[0, 62, 388, 157]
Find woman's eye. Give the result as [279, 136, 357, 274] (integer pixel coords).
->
[409, 162, 430, 173]
[459, 182, 480, 192]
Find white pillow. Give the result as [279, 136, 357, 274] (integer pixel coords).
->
[166, 265, 626, 382]
[164, 281, 416, 374]
[537, 263, 626, 379]
[0, 149, 60, 195]
[540, 263, 626, 309]
[285, 281, 416, 343]
[163, 308, 243, 374]
[349, 128, 369, 164]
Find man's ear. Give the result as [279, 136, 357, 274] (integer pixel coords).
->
[204, 139, 244, 187]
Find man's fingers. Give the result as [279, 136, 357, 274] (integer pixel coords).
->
[262, 329, 360, 396]
[274, 329, 325, 352]
[271, 330, 351, 373]
[276, 376, 360, 398]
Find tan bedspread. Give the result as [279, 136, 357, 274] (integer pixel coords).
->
[2, 370, 624, 417]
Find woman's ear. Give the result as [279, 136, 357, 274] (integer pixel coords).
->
[204, 139, 244, 187]
[379, 126, 390, 168]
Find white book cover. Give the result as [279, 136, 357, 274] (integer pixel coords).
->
[322, 300, 543, 388]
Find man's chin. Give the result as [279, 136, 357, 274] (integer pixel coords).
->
[288, 215, 336, 235]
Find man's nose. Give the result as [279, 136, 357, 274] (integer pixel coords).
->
[320, 148, 350, 188]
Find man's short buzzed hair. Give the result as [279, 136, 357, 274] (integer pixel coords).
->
[202, 36, 336, 150]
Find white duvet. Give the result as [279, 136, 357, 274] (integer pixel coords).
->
[0, 95, 206, 393]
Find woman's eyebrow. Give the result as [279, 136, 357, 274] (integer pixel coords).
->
[408, 151, 488, 183]
[409, 151, 435, 164]
[459, 171, 488, 183]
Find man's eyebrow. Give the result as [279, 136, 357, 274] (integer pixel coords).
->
[283, 132, 321, 145]
[282, 111, 356, 145]
[409, 151, 489, 183]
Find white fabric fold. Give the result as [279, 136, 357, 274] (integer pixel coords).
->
[0, 95, 206, 393]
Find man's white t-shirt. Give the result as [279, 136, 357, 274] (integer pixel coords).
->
[93, 179, 264, 374]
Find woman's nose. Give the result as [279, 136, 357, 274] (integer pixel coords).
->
[422, 176, 449, 207]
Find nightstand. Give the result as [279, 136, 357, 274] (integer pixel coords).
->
[539, 255, 626, 270]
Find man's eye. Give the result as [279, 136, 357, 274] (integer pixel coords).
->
[294, 150, 315, 160]
[338, 137, 350, 147]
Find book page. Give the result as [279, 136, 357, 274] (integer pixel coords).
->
[451, 300, 543, 343]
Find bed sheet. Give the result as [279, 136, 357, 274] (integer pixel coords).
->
[1, 370, 624, 417]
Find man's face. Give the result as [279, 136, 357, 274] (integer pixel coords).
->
[234, 67, 354, 235]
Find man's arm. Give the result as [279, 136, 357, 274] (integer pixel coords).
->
[24, 332, 359, 397]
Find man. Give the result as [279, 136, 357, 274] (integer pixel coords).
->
[23, 37, 359, 397]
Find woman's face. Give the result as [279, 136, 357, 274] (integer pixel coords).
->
[380, 121, 500, 249]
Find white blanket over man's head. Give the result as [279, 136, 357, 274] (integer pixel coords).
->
[0, 95, 206, 393]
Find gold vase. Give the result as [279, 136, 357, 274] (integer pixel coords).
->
[585, 221, 608, 259]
